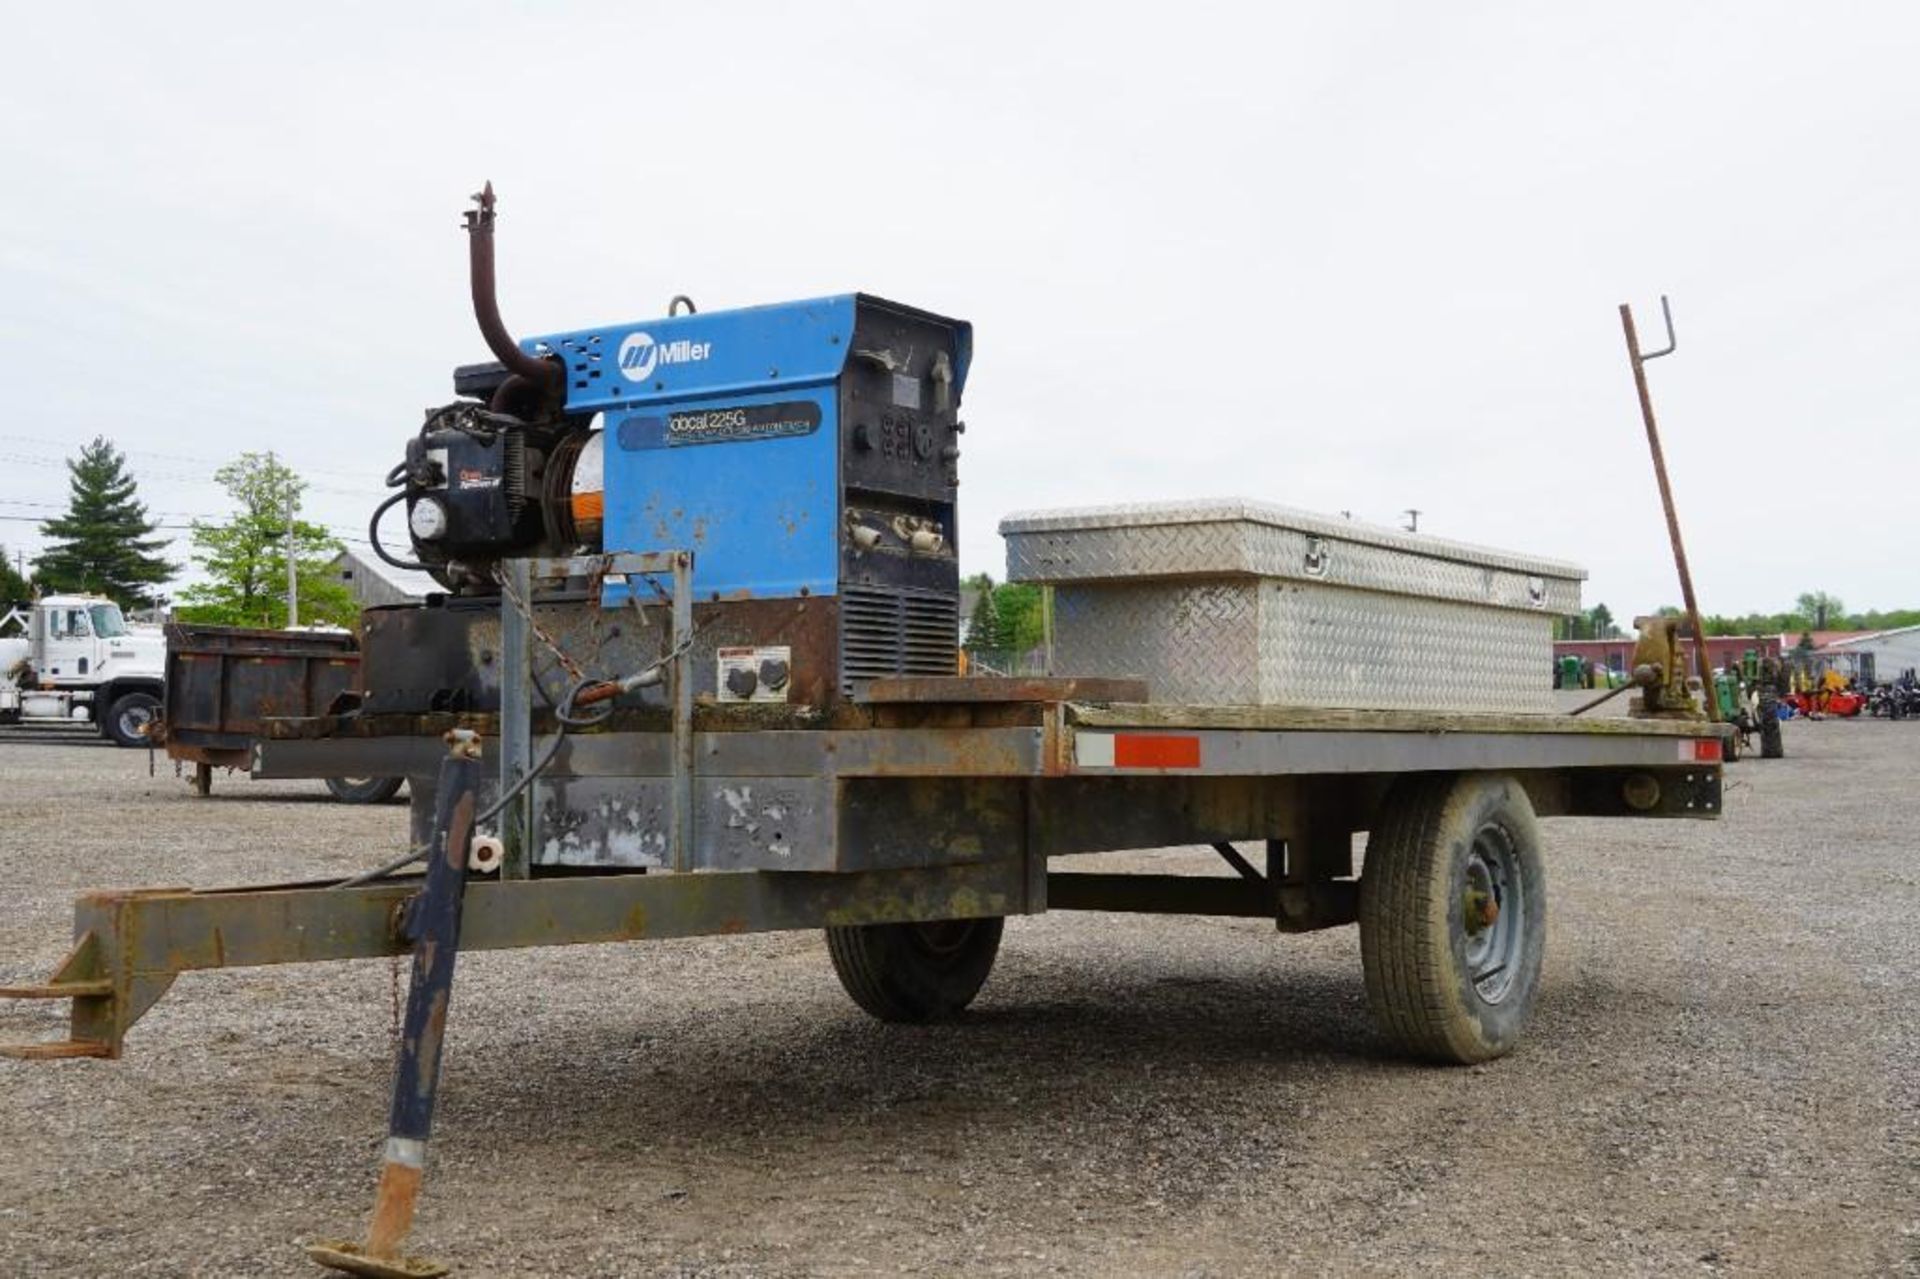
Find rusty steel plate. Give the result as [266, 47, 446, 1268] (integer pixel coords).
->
[861, 675, 1149, 704]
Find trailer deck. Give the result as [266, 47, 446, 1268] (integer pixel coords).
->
[2, 690, 1724, 1062]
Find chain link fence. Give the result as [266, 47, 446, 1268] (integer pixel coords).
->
[961, 647, 1050, 677]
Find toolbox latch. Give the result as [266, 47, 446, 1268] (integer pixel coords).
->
[1302, 536, 1329, 578]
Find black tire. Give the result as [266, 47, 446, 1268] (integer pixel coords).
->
[325, 776, 406, 804]
[1723, 728, 1742, 763]
[104, 691, 160, 748]
[1359, 773, 1547, 1064]
[192, 763, 213, 797]
[825, 917, 1005, 1022]
[1758, 693, 1784, 759]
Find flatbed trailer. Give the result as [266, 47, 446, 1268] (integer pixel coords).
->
[3, 690, 1724, 1066]
[0, 551, 1728, 1277]
[0, 186, 1738, 1275]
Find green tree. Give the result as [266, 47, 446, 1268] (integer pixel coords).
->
[965, 573, 1005, 653]
[1795, 590, 1843, 629]
[33, 437, 175, 607]
[960, 574, 1047, 665]
[0, 545, 32, 606]
[1694, 600, 1920, 637]
[994, 582, 1046, 653]
[1853, 608, 1920, 631]
[1586, 603, 1616, 640]
[176, 453, 354, 628]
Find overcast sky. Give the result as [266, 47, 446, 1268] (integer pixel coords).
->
[2, 3, 1914, 618]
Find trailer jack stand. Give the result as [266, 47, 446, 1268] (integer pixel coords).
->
[310, 736, 481, 1279]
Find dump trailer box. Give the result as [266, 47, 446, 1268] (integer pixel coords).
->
[161, 624, 360, 783]
[1001, 499, 1585, 712]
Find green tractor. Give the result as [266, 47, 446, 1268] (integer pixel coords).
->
[1713, 649, 1784, 761]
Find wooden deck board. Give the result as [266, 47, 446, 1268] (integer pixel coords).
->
[1066, 702, 1717, 738]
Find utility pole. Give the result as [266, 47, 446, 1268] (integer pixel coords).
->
[273, 451, 299, 629]
[1403, 509, 1421, 533]
[286, 490, 298, 628]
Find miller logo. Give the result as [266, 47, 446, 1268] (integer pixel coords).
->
[618, 330, 712, 383]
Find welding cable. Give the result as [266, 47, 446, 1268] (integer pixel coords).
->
[328, 673, 613, 890]
[329, 841, 433, 891]
[329, 577, 693, 891]
[367, 490, 433, 573]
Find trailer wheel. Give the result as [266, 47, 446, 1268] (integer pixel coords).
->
[1359, 773, 1546, 1064]
[1758, 692, 1784, 759]
[104, 692, 160, 748]
[325, 776, 406, 804]
[824, 917, 1005, 1022]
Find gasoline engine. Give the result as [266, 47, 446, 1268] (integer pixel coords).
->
[365, 185, 969, 710]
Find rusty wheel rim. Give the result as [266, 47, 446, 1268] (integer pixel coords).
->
[1461, 823, 1523, 1006]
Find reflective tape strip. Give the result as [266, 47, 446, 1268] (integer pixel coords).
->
[384, 1136, 427, 1169]
[1075, 732, 1201, 770]
[1117, 734, 1201, 768]
[1076, 732, 1115, 768]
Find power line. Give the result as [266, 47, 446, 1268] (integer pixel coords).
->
[0, 432, 381, 483]
[0, 498, 368, 530]
[0, 514, 194, 529]
[0, 513, 372, 545]
[0, 497, 225, 519]
[0, 449, 383, 497]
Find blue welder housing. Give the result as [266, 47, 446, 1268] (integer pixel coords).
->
[523, 296, 971, 606]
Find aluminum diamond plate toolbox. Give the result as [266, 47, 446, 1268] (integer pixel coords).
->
[1000, 499, 1585, 712]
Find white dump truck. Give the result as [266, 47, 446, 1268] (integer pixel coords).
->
[0, 595, 167, 746]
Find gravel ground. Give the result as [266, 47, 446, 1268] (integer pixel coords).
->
[1, 721, 1915, 1277]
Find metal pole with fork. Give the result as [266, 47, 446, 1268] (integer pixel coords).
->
[1619, 296, 1719, 722]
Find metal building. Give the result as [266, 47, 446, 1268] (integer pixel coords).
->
[326, 547, 438, 610]
[1817, 624, 1920, 683]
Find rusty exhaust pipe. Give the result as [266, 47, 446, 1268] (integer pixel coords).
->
[463, 182, 562, 411]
